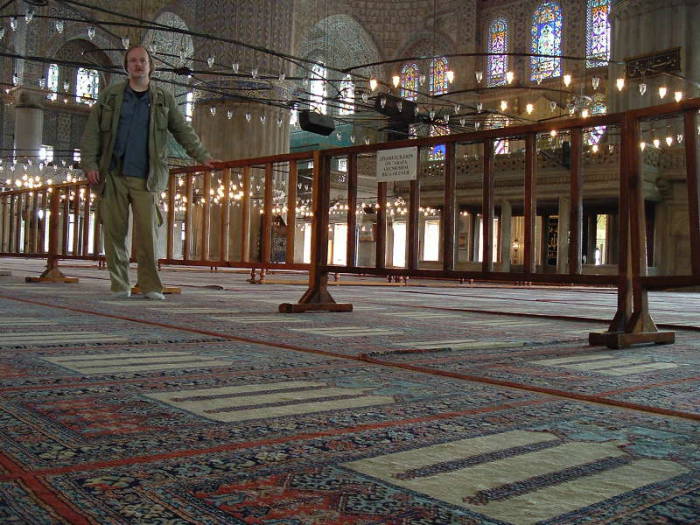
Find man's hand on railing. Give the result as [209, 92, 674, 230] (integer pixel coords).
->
[85, 170, 101, 185]
[203, 159, 222, 170]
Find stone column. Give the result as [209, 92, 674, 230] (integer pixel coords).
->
[13, 90, 44, 161]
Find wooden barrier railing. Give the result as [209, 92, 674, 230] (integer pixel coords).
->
[0, 152, 317, 281]
[281, 98, 700, 349]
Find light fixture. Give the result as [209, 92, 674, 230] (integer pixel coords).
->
[666, 135, 673, 146]
[563, 74, 572, 87]
[592, 76, 600, 90]
[550, 129, 557, 138]
[227, 110, 233, 120]
[476, 102, 483, 113]
[653, 138, 660, 148]
[592, 144, 599, 153]
[10, 17, 17, 31]
[369, 78, 377, 91]
[658, 86, 667, 99]
[677, 134, 684, 143]
[0, 27, 4, 40]
[392, 75, 400, 88]
[380, 96, 387, 108]
[87, 26, 96, 40]
[446, 70, 455, 83]
[526, 103, 534, 115]
[251, 67, 258, 79]
[506, 71, 514, 84]
[616, 77, 625, 91]
[207, 56, 215, 68]
[500, 100, 508, 111]
[581, 108, 590, 118]
[454, 104, 461, 113]
[55, 20, 64, 33]
[122, 37, 130, 49]
[232, 63, 239, 74]
[25, 7, 34, 24]
[475, 71, 483, 83]
[639, 83, 647, 96]
[674, 91, 683, 102]
[549, 100, 558, 113]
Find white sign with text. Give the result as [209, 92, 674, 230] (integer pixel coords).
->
[376, 147, 418, 182]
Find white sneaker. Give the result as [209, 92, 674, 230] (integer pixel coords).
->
[112, 290, 131, 298]
[144, 291, 165, 300]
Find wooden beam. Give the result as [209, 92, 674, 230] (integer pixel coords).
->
[183, 173, 193, 261]
[241, 167, 251, 262]
[286, 160, 298, 264]
[482, 139, 494, 272]
[408, 177, 419, 271]
[219, 168, 231, 262]
[524, 133, 537, 275]
[569, 127, 583, 275]
[376, 181, 387, 269]
[346, 154, 357, 267]
[443, 141, 456, 271]
[684, 109, 700, 276]
[262, 162, 273, 264]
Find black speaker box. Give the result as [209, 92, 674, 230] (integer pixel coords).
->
[299, 110, 335, 136]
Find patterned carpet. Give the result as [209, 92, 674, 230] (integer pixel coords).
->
[0, 259, 698, 524]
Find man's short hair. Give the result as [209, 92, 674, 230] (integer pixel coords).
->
[123, 46, 155, 76]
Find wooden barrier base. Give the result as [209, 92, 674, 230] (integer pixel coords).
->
[278, 302, 353, 313]
[26, 267, 78, 283]
[589, 331, 675, 349]
[26, 276, 79, 283]
[131, 286, 182, 295]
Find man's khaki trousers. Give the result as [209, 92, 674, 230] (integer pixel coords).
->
[100, 173, 163, 294]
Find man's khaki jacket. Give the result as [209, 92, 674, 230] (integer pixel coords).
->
[80, 80, 211, 194]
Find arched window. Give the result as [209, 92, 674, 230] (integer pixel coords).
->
[428, 124, 448, 160]
[401, 63, 420, 101]
[46, 63, 59, 101]
[429, 57, 448, 95]
[309, 63, 327, 114]
[338, 74, 354, 115]
[75, 68, 99, 103]
[530, 1, 563, 82]
[487, 18, 508, 87]
[586, 0, 611, 68]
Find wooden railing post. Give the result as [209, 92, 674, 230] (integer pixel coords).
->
[26, 188, 78, 283]
[482, 139, 495, 272]
[280, 150, 351, 312]
[286, 161, 298, 264]
[569, 128, 583, 275]
[443, 141, 456, 271]
[183, 173, 194, 260]
[262, 162, 273, 265]
[524, 133, 537, 276]
[376, 181, 387, 269]
[166, 175, 176, 260]
[684, 109, 700, 276]
[219, 168, 231, 262]
[200, 170, 212, 262]
[346, 155, 357, 267]
[241, 167, 251, 262]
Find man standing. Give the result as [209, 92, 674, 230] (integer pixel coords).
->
[81, 46, 214, 300]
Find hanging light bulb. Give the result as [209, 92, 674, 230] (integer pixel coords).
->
[278, 72, 285, 81]
[444, 114, 450, 124]
[459, 118, 466, 126]
[10, 17, 17, 31]
[419, 74, 426, 86]
[476, 102, 483, 113]
[361, 91, 369, 103]
[63, 81, 69, 91]
[232, 63, 239, 74]
[429, 110, 436, 120]
[506, 71, 515, 84]
[550, 129, 558, 138]
[591, 76, 600, 90]
[500, 100, 508, 111]
[639, 83, 647, 96]
[55, 20, 64, 33]
[350, 134, 356, 143]
[121, 37, 130, 49]
[549, 100, 558, 113]
[251, 67, 258, 79]
[658, 86, 667, 99]
[392, 75, 400, 88]
[227, 110, 233, 120]
[87, 26, 96, 40]
[364, 137, 370, 145]
[581, 108, 590, 118]
[369, 78, 377, 91]
[475, 71, 483, 83]
[12, 74, 19, 86]
[0, 27, 4, 40]
[336, 131, 342, 140]
[380, 95, 387, 108]
[259, 114, 266, 124]
[276, 116, 283, 127]
[396, 101, 403, 112]
[677, 133, 684, 144]
[446, 70, 455, 83]
[25, 8, 35, 24]
[207, 56, 215, 68]
[592, 144, 599, 153]
[454, 104, 461, 114]
[526, 103, 534, 115]
[616, 77, 625, 91]
[475, 122, 481, 130]
[38, 77, 46, 89]
[639, 141, 646, 151]
[245, 112, 252, 122]
[563, 74, 572, 87]
[653, 138, 660, 148]
[674, 91, 683, 102]
[665, 135, 673, 146]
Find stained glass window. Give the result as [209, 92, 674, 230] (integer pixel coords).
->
[530, 1, 562, 82]
[339, 74, 354, 115]
[586, 0, 610, 68]
[430, 57, 448, 95]
[309, 63, 327, 114]
[428, 124, 448, 160]
[487, 18, 508, 87]
[75, 68, 100, 104]
[47, 64, 59, 101]
[401, 63, 420, 101]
